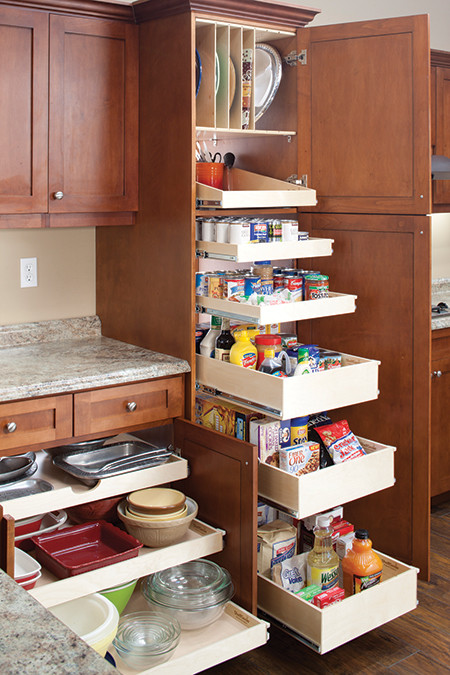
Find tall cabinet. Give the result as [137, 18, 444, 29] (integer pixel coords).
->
[96, 0, 427, 656]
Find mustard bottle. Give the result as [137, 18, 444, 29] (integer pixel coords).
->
[229, 330, 258, 369]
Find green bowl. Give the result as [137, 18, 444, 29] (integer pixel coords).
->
[100, 579, 137, 615]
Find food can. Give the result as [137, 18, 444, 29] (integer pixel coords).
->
[291, 416, 309, 445]
[229, 220, 251, 244]
[224, 274, 245, 299]
[215, 220, 229, 243]
[305, 274, 329, 300]
[195, 272, 208, 297]
[244, 275, 261, 295]
[250, 220, 268, 243]
[268, 220, 282, 242]
[208, 273, 224, 299]
[281, 220, 299, 242]
[201, 219, 216, 242]
[273, 274, 285, 290]
[284, 276, 303, 299]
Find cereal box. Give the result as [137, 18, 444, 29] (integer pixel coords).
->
[279, 441, 320, 476]
[195, 395, 262, 441]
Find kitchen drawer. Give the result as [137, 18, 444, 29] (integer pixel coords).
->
[0, 396, 72, 453]
[196, 292, 357, 325]
[196, 353, 380, 420]
[74, 377, 184, 437]
[258, 552, 417, 654]
[196, 237, 334, 263]
[258, 437, 395, 518]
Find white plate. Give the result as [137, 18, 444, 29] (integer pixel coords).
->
[254, 43, 282, 122]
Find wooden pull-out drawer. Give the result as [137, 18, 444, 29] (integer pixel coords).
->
[0, 396, 72, 453]
[74, 377, 184, 437]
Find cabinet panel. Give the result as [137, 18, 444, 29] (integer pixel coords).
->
[49, 15, 138, 213]
[433, 66, 450, 206]
[0, 8, 48, 214]
[431, 331, 450, 497]
[74, 378, 184, 437]
[0, 396, 72, 453]
[298, 15, 430, 214]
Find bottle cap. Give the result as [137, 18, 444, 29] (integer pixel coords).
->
[355, 529, 369, 540]
[317, 515, 331, 529]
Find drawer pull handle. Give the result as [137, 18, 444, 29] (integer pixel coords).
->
[433, 370, 443, 378]
[53, 191, 64, 200]
[126, 401, 137, 412]
[6, 422, 17, 433]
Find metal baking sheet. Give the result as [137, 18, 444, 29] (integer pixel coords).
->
[0, 479, 54, 502]
[52, 441, 172, 485]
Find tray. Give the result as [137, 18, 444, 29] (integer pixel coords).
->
[0, 478, 53, 502]
[31, 521, 143, 578]
[52, 440, 173, 486]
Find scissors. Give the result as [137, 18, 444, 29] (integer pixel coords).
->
[210, 152, 222, 163]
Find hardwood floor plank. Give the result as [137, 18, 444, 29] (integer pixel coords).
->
[430, 513, 450, 538]
[415, 589, 450, 632]
[377, 611, 450, 665]
[387, 651, 450, 674]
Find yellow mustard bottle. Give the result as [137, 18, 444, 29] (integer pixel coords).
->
[229, 330, 258, 369]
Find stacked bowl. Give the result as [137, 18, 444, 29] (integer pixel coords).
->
[142, 559, 234, 630]
[113, 611, 181, 669]
[117, 488, 198, 547]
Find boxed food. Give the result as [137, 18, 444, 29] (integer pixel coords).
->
[257, 502, 277, 527]
[297, 584, 322, 602]
[279, 441, 320, 476]
[257, 519, 297, 575]
[313, 586, 345, 608]
[272, 552, 308, 594]
[250, 418, 280, 465]
[195, 395, 263, 441]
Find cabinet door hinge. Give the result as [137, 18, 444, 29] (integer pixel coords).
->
[286, 174, 308, 187]
[284, 49, 307, 67]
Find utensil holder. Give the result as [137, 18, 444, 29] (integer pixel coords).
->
[196, 162, 224, 190]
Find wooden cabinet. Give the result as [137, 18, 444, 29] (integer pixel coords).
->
[431, 50, 450, 209]
[0, 4, 138, 228]
[431, 328, 450, 497]
[0, 396, 72, 452]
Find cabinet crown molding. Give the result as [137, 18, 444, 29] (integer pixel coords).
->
[431, 49, 450, 68]
[0, 0, 134, 21]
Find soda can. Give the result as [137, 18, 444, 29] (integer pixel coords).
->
[244, 275, 261, 295]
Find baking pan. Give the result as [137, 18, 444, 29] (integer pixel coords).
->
[52, 441, 172, 486]
[31, 521, 143, 578]
[0, 478, 53, 501]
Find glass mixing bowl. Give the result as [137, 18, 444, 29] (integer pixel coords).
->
[113, 611, 180, 669]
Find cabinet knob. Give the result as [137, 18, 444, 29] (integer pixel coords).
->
[126, 401, 137, 412]
[433, 370, 443, 378]
[5, 422, 17, 433]
[53, 191, 64, 200]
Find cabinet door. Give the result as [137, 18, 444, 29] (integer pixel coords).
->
[48, 15, 138, 213]
[431, 332, 450, 496]
[298, 15, 430, 214]
[0, 8, 48, 216]
[433, 66, 450, 206]
[174, 419, 258, 614]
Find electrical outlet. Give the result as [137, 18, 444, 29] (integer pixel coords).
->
[20, 257, 38, 288]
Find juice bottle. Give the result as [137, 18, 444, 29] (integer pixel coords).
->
[306, 515, 339, 591]
[342, 529, 383, 596]
[229, 330, 258, 369]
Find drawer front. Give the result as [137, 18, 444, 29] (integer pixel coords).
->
[74, 377, 184, 436]
[258, 553, 417, 654]
[0, 396, 72, 453]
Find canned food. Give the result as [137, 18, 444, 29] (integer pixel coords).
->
[281, 220, 299, 242]
[284, 276, 303, 299]
[229, 220, 251, 244]
[268, 219, 282, 242]
[305, 274, 329, 300]
[273, 274, 285, 290]
[249, 220, 268, 243]
[224, 274, 245, 299]
[195, 272, 208, 297]
[244, 275, 261, 295]
[208, 274, 224, 299]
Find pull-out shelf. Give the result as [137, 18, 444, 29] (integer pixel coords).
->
[108, 593, 269, 674]
[196, 352, 380, 420]
[258, 437, 395, 518]
[196, 237, 333, 263]
[258, 552, 417, 654]
[31, 520, 223, 608]
[197, 292, 356, 324]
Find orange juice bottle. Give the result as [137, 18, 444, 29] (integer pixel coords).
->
[342, 529, 383, 596]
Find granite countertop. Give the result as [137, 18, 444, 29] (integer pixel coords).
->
[432, 279, 450, 331]
[0, 317, 190, 402]
[0, 570, 116, 675]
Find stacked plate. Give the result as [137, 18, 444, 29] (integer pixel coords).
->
[142, 560, 234, 630]
[125, 488, 187, 522]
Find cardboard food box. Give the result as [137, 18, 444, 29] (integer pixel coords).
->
[195, 394, 263, 441]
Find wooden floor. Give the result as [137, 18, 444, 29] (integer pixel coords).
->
[204, 500, 450, 674]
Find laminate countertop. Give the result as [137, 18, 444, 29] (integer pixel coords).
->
[0, 316, 190, 402]
[0, 569, 115, 675]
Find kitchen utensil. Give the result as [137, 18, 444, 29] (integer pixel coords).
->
[0, 455, 33, 482]
[223, 152, 235, 168]
[43, 436, 113, 458]
[0, 478, 53, 501]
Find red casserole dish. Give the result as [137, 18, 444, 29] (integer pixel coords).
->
[31, 521, 143, 578]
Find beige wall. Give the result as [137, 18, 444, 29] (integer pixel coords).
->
[0, 228, 95, 326]
[1, 1, 449, 327]
[432, 214, 450, 279]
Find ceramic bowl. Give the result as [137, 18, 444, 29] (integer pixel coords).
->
[117, 497, 198, 548]
[100, 579, 138, 615]
[126, 487, 186, 516]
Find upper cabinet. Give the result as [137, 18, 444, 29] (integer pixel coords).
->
[0, 6, 138, 228]
[431, 50, 450, 210]
[298, 16, 431, 215]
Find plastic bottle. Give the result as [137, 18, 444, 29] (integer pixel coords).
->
[341, 529, 383, 596]
[258, 348, 291, 377]
[199, 315, 222, 358]
[229, 330, 258, 369]
[294, 347, 312, 375]
[306, 515, 339, 591]
[214, 318, 235, 361]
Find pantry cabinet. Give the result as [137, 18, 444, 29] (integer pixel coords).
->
[431, 50, 450, 209]
[96, 0, 423, 657]
[0, 3, 138, 228]
[430, 328, 450, 497]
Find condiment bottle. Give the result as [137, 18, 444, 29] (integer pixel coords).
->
[229, 330, 257, 369]
[214, 318, 235, 361]
[258, 348, 291, 377]
[294, 347, 312, 375]
[306, 515, 339, 591]
[199, 315, 222, 358]
[341, 529, 383, 596]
